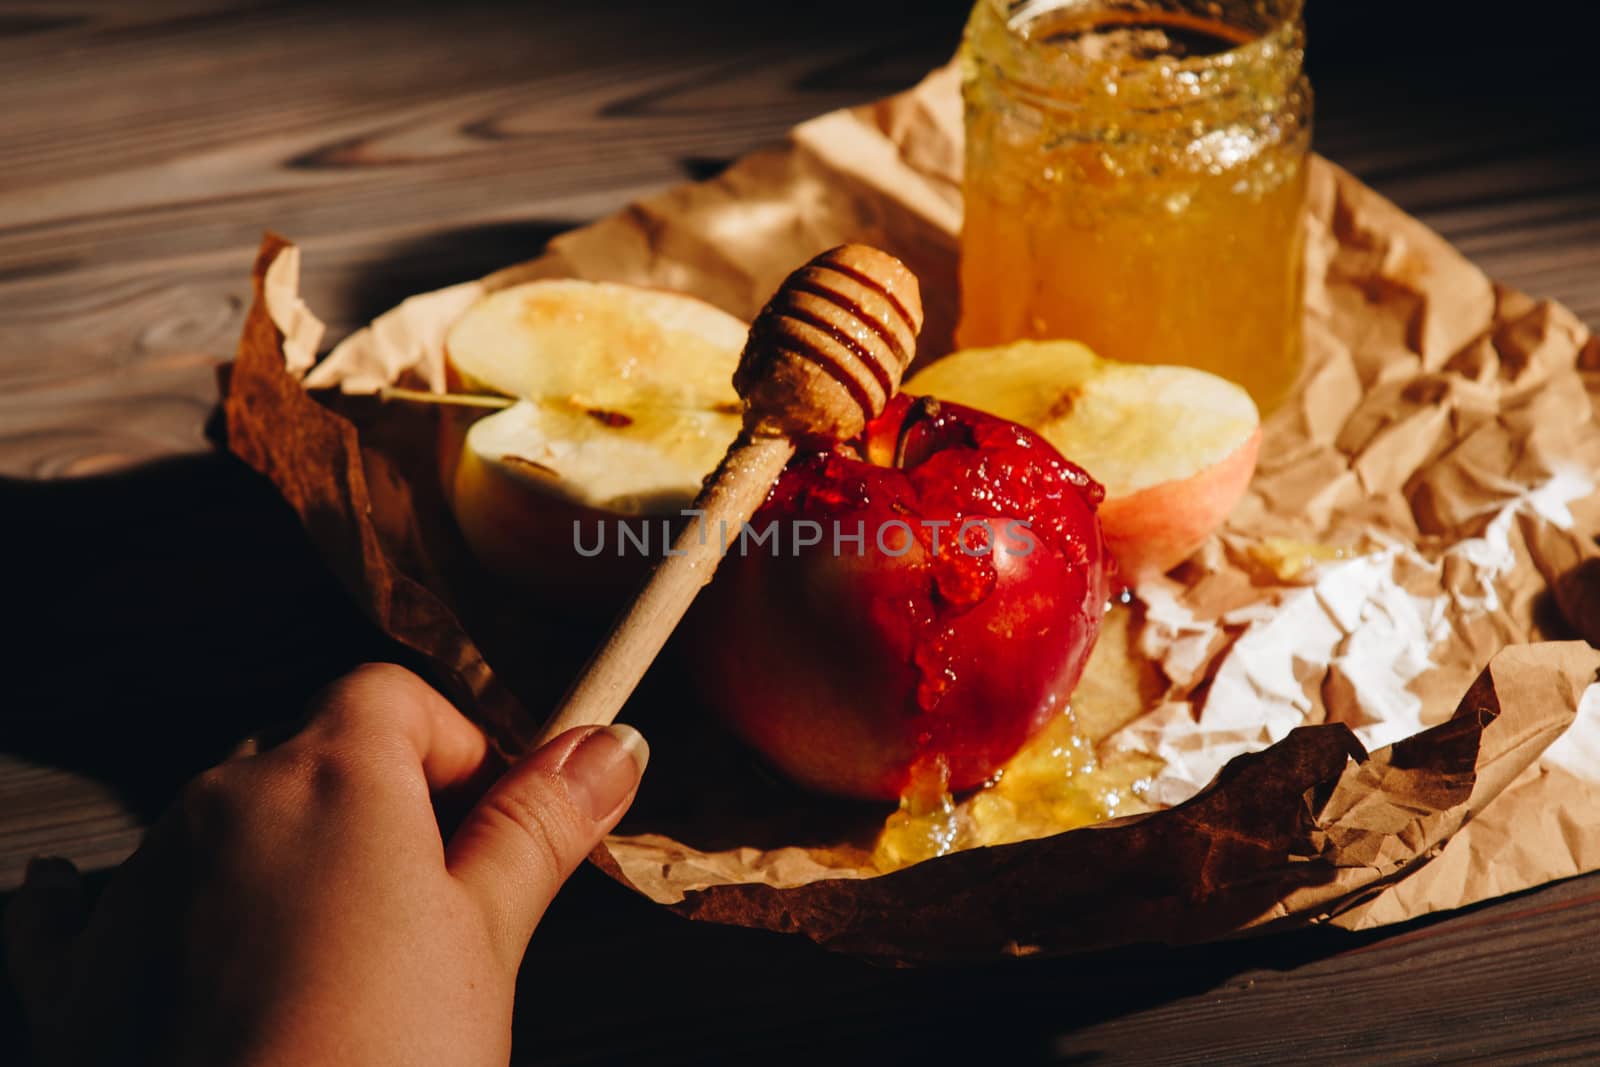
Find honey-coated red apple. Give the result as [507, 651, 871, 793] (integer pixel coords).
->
[685, 395, 1111, 801]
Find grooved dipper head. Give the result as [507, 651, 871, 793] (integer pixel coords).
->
[734, 244, 924, 445]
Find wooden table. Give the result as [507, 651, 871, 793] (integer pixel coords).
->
[4, 2, 1599, 1062]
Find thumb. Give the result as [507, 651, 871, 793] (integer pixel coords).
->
[4, 857, 85, 1026]
[447, 724, 648, 966]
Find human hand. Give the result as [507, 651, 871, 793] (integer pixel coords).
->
[5, 663, 648, 1066]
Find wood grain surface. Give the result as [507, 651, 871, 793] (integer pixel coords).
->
[3, 2, 1599, 1063]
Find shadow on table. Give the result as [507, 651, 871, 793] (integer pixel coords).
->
[0, 208, 600, 828]
[0, 454, 407, 822]
[511, 862, 1400, 1065]
[0, 855, 1399, 1067]
[337, 219, 585, 330]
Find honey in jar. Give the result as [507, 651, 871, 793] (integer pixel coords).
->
[957, 0, 1312, 413]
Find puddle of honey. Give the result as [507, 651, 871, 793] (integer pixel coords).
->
[1245, 537, 1352, 582]
[873, 603, 1165, 870]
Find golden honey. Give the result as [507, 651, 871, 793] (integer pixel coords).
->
[1246, 537, 1352, 583]
[957, 0, 1312, 413]
[873, 603, 1164, 870]
[872, 706, 1158, 871]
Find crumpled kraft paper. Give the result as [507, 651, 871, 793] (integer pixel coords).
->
[225, 64, 1600, 962]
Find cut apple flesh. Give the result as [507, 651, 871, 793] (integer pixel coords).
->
[462, 396, 740, 515]
[443, 278, 747, 512]
[447, 279, 747, 409]
[440, 279, 749, 588]
[905, 340, 1261, 581]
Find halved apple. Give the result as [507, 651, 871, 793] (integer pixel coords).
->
[904, 340, 1261, 583]
[439, 280, 747, 595]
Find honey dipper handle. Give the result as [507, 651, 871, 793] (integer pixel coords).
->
[533, 431, 795, 746]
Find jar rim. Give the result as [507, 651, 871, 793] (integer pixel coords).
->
[968, 0, 1305, 111]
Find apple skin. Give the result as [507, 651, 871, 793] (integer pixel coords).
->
[684, 396, 1111, 801]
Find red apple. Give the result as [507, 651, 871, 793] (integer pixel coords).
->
[685, 395, 1111, 801]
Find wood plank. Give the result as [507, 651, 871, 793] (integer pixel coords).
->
[489, 864, 1600, 1064]
[3, 4, 1600, 1062]
[0, 5, 960, 477]
[0, 759, 143, 884]
[3, 5, 1597, 480]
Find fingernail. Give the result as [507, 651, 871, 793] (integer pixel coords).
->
[560, 724, 649, 822]
[23, 856, 80, 891]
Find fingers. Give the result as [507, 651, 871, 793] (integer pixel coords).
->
[447, 725, 648, 967]
[5, 856, 85, 1024]
[294, 663, 490, 793]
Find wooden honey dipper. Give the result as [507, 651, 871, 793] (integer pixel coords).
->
[534, 244, 924, 745]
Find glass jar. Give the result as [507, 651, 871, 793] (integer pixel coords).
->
[957, 0, 1311, 413]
